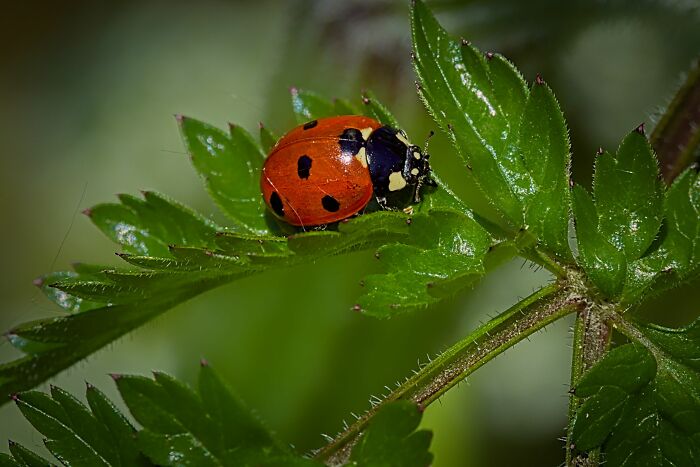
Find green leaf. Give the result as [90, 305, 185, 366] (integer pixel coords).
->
[572, 185, 627, 298]
[593, 130, 664, 260]
[7, 441, 53, 467]
[290, 88, 336, 123]
[348, 401, 433, 467]
[333, 97, 360, 115]
[32, 271, 103, 314]
[357, 209, 490, 317]
[85, 383, 149, 466]
[517, 82, 571, 261]
[360, 90, 400, 128]
[259, 122, 277, 154]
[12, 384, 153, 467]
[572, 318, 700, 466]
[411, 0, 525, 226]
[88, 191, 219, 256]
[178, 116, 268, 234]
[411, 1, 572, 259]
[115, 363, 319, 466]
[623, 168, 700, 302]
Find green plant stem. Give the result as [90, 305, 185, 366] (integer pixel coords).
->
[565, 303, 612, 466]
[315, 281, 585, 465]
[652, 57, 700, 184]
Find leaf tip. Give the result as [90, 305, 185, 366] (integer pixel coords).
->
[362, 96, 371, 105]
[596, 147, 604, 156]
[7, 439, 15, 447]
[174, 114, 186, 125]
[485, 52, 494, 60]
[289, 86, 299, 96]
[460, 38, 471, 46]
[200, 358, 209, 367]
[635, 122, 646, 135]
[258, 121, 265, 129]
[32, 276, 44, 287]
[81, 207, 93, 217]
[85, 381, 94, 389]
[535, 74, 545, 85]
[109, 373, 122, 381]
[352, 304, 362, 312]
[10, 393, 19, 403]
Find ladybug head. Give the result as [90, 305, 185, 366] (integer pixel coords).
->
[402, 131, 437, 203]
[366, 126, 437, 205]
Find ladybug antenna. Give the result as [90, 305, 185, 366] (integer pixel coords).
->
[423, 130, 435, 155]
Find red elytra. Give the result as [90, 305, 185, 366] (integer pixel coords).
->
[260, 115, 382, 227]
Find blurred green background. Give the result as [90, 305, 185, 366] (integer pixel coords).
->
[1, 0, 698, 465]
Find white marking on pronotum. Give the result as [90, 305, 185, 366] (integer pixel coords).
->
[360, 127, 373, 141]
[410, 168, 419, 176]
[388, 171, 408, 191]
[396, 131, 410, 146]
[355, 147, 368, 168]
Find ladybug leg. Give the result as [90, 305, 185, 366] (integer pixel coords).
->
[376, 195, 398, 211]
[412, 185, 422, 204]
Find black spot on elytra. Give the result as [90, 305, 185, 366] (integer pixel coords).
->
[303, 120, 318, 130]
[321, 195, 340, 212]
[297, 155, 312, 179]
[339, 128, 364, 155]
[270, 191, 284, 217]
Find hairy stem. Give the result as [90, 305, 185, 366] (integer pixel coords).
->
[652, 57, 700, 184]
[315, 280, 585, 465]
[565, 303, 612, 466]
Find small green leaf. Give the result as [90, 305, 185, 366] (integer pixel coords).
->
[357, 209, 490, 316]
[360, 90, 400, 128]
[411, 0, 524, 226]
[88, 191, 218, 257]
[593, 130, 664, 260]
[333, 97, 360, 115]
[622, 168, 700, 302]
[348, 401, 433, 467]
[517, 81, 571, 261]
[115, 363, 316, 466]
[32, 270, 103, 314]
[290, 88, 335, 123]
[12, 385, 146, 467]
[85, 383, 150, 466]
[198, 363, 281, 460]
[178, 116, 268, 234]
[7, 441, 53, 467]
[288, 211, 411, 257]
[259, 123, 277, 153]
[572, 318, 700, 465]
[572, 185, 627, 298]
[663, 168, 700, 274]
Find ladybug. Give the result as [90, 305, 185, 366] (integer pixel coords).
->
[260, 116, 436, 227]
